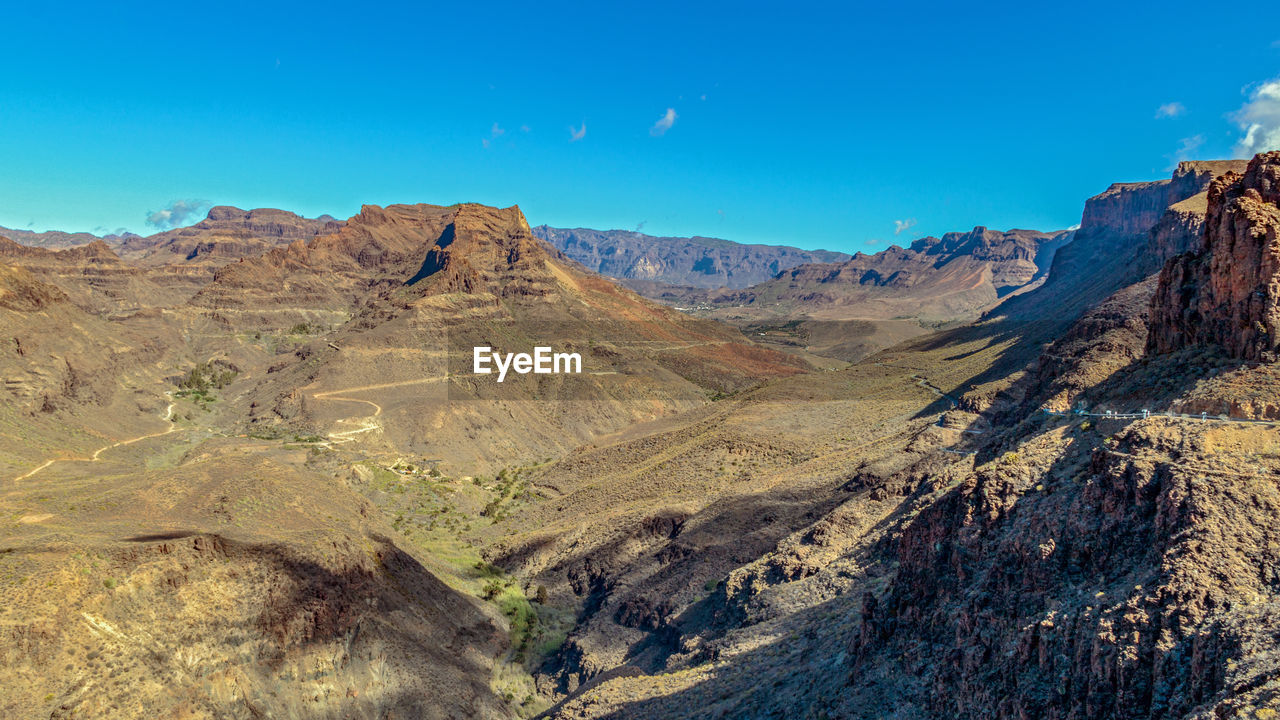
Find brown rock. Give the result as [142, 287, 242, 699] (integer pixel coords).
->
[1148, 152, 1280, 362]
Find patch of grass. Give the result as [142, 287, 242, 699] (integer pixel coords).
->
[287, 322, 324, 335]
[175, 359, 239, 406]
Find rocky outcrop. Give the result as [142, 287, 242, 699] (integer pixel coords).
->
[1080, 161, 1247, 239]
[119, 206, 344, 265]
[0, 237, 180, 312]
[781, 226, 1065, 292]
[0, 261, 69, 311]
[0, 226, 139, 250]
[1140, 193, 1212, 276]
[1148, 152, 1280, 362]
[705, 226, 1072, 322]
[532, 226, 850, 290]
[190, 203, 565, 321]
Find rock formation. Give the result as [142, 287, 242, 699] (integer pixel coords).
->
[0, 225, 139, 250]
[1148, 152, 1280, 362]
[532, 225, 850, 290]
[707, 226, 1073, 323]
[119, 206, 343, 265]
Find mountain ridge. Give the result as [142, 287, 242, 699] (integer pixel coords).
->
[532, 225, 852, 290]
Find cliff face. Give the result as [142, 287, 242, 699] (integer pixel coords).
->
[1148, 152, 1280, 362]
[532, 226, 850, 290]
[1079, 161, 1247, 239]
[119, 206, 344, 265]
[189, 203, 566, 322]
[1141, 193, 1211, 276]
[709, 226, 1072, 322]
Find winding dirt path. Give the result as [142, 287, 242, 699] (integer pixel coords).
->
[308, 376, 451, 447]
[12, 395, 177, 483]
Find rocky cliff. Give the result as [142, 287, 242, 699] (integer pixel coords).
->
[532, 226, 850, 290]
[1079, 161, 1247, 238]
[1148, 152, 1280, 362]
[119, 206, 343, 265]
[710, 226, 1073, 321]
[190, 203, 564, 321]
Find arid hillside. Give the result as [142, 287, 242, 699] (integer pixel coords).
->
[2, 156, 1278, 720]
[0, 200, 811, 719]
[531, 156, 1280, 720]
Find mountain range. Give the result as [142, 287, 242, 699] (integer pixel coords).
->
[1, 154, 1278, 720]
[531, 225, 851, 290]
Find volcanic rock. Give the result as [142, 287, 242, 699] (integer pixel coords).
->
[532, 226, 850, 290]
[1148, 152, 1280, 362]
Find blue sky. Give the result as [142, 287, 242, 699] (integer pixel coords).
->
[2, 1, 1279, 254]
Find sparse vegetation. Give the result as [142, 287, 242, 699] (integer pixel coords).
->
[287, 321, 324, 335]
[174, 360, 238, 407]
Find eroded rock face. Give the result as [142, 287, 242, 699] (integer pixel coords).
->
[1148, 152, 1280, 362]
[532, 226, 851, 290]
[118, 206, 344, 264]
[1080, 161, 1246, 239]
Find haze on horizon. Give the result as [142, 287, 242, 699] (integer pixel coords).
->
[2, 1, 1279, 253]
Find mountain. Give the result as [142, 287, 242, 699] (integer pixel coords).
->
[1020, 160, 1249, 314]
[118, 206, 344, 266]
[198, 202, 809, 471]
[0, 225, 139, 249]
[531, 225, 851, 290]
[524, 158, 1280, 720]
[711, 226, 1073, 319]
[0, 236, 191, 313]
[692, 160, 1246, 367]
[1, 199, 810, 719]
[659, 226, 1071, 363]
[4, 159, 1278, 720]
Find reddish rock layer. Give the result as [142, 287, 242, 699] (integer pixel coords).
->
[1148, 152, 1280, 362]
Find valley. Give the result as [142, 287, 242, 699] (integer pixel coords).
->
[1, 153, 1278, 720]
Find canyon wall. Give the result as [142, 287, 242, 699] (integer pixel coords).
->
[1148, 152, 1280, 362]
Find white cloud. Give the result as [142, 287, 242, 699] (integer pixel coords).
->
[1170, 134, 1205, 166]
[483, 122, 506, 148]
[1155, 102, 1185, 119]
[1233, 77, 1280, 157]
[146, 199, 211, 230]
[650, 108, 677, 136]
[893, 218, 917, 235]
[569, 122, 586, 142]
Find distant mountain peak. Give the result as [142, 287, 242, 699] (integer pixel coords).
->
[532, 225, 851, 290]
